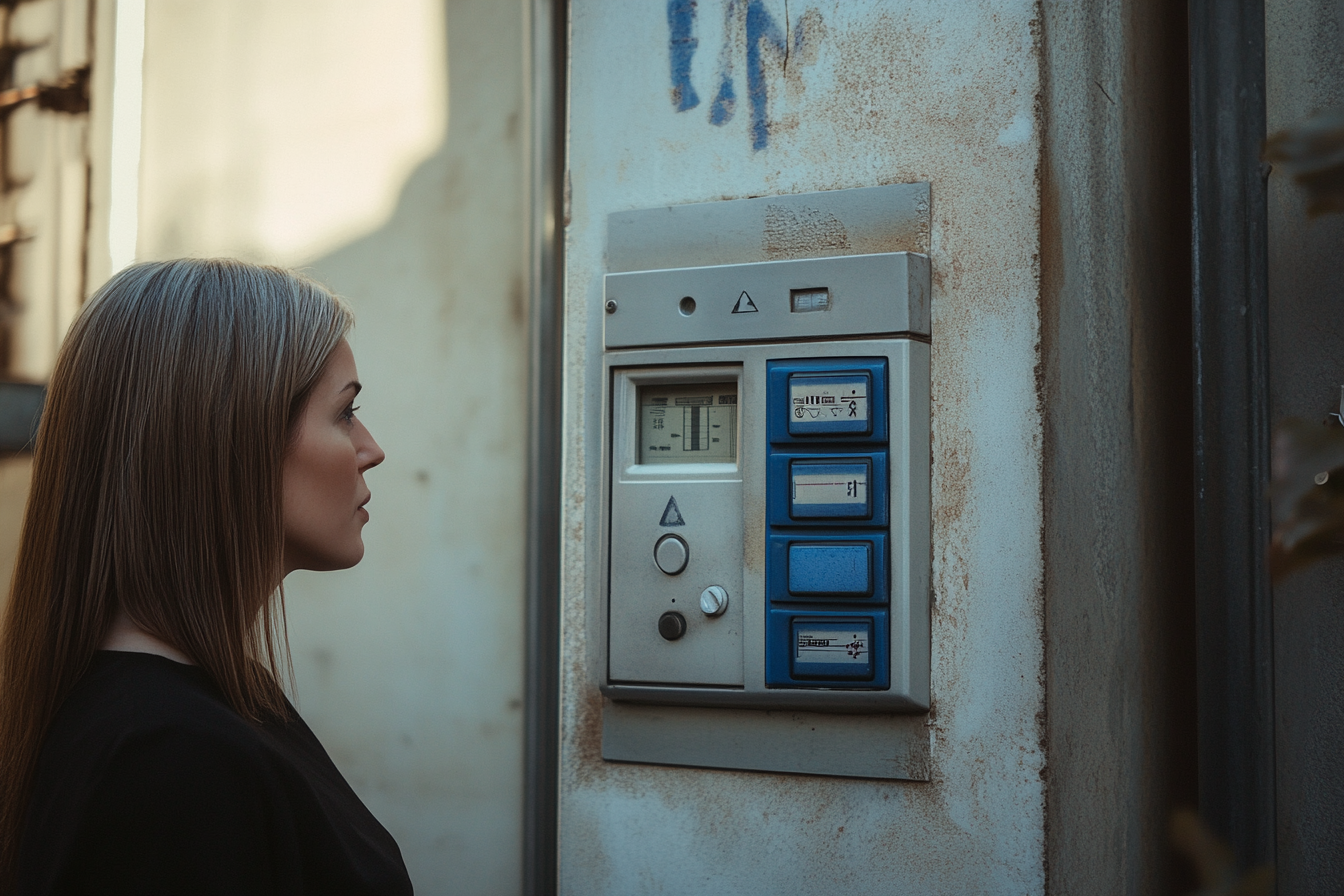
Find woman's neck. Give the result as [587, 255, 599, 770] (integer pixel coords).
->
[101, 609, 194, 665]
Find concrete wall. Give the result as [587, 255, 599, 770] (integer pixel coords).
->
[1265, 1, 1344, 891]
[136, 3, 527, 893]
[1040, 1, 1195, 892]
[560, 2, 1047, 890]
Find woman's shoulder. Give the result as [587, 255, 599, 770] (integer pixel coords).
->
[24, 651, 412, 896]
[27, 651, 288, 849]
[21, 654, 292, 894]
[47, 651, 272, 767]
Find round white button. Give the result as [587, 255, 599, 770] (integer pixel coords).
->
[699, 585, 729, 617]
[654, 534, 689, 575]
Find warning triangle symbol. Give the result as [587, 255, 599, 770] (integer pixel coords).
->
[731, 291, 759, 314]
[659, 495, 686, 527]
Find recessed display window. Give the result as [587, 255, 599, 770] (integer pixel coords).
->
[638, 382, 737, 464]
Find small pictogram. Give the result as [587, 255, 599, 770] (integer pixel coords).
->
[659, 495, 686, 527]
[731, 291, 759, 314]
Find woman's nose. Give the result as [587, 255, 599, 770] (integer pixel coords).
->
[357, 421, 385, 471]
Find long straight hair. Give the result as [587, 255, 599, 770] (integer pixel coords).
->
[0, 258, 352, 879]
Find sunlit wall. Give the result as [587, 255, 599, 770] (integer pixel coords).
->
[136, 2, 526, 893]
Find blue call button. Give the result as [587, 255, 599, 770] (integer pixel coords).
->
[787, 373, 872, 436]
[790, 618, 875, 681]
[789, 459, 872, 520]
[788, 542, 872, 596]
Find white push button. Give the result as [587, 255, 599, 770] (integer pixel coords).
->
[699, 585, 729, 617]
[654, 534, 689, 575]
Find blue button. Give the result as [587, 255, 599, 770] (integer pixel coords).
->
[788, 542, 872, 596]
[787, 373, 872, 436]
[789, 618, 875, 681]
[788, 459, 872, 519]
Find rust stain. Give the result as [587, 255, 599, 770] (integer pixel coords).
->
[762, 204, 852, 258]
[568, 674, 606, 787]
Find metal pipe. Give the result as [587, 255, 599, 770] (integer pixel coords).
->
[522, 0, 566, 891]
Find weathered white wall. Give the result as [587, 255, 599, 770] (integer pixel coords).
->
[136, 3, 527, 893]
[1039, 1, 1196, 892]
[561, 1, 1045, 891]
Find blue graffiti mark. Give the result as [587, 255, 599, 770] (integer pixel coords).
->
[667, 0, 701, 112]
[744, 0, 786, 150]
[708, 0, 740, 125]
[669, 1, 822, 149]
[709, 74, 736, 125]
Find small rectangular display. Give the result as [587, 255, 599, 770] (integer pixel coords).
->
[790, 288, 831, 313]
[788, 373, 871, 436]
[789, 460, 872, 520]
[795, 624, 870, 665]
[639, 383, 737, 464]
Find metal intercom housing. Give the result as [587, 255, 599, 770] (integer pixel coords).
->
[590, 185, 934, 779]
[601, 259, 930, 713]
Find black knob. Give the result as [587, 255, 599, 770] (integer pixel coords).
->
[657, 611, 687, 641]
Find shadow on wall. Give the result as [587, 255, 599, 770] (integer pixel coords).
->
[264, 5, 529, 896]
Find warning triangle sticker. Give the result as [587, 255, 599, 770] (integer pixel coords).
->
[731, 291, 759, 314]
[659, 495, 686, 527]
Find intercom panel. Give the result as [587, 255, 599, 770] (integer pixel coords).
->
[597, 252, 931, 714]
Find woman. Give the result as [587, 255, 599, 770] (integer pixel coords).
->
[0, 259, 411, 894]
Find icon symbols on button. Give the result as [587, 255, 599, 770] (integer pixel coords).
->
[654, 534, 689, 575]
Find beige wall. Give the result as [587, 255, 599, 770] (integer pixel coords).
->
[137, 2, 527, 892]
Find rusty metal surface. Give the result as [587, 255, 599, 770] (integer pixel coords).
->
[606, 183, 930, 273]
[562, 1, 1045, 891]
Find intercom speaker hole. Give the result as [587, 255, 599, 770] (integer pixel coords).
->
[678, 296, 696, 316]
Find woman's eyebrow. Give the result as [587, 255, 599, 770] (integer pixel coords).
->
[340, 381, 362, 396]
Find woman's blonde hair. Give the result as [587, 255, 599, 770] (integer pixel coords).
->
[0, 258, 353, 880]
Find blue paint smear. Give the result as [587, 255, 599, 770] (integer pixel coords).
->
[745, 0, 786, 150]
[709, 74, 736, 125]
[667, 0, 700, 112]
[708, 0, 740, 126]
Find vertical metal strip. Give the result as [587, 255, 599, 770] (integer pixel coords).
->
[523, 0, 565, 892]
[1189, 0, 1277, 872]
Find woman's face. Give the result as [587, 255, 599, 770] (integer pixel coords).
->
[282, 339, 385, 574]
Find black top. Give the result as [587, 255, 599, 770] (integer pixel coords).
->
[17, 651, 413, 895]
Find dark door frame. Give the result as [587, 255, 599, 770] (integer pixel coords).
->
[1189, 0, 1277, 873]
[522, 0, 566, 892]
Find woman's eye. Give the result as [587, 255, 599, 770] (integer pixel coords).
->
[341, 405, 360, 423]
